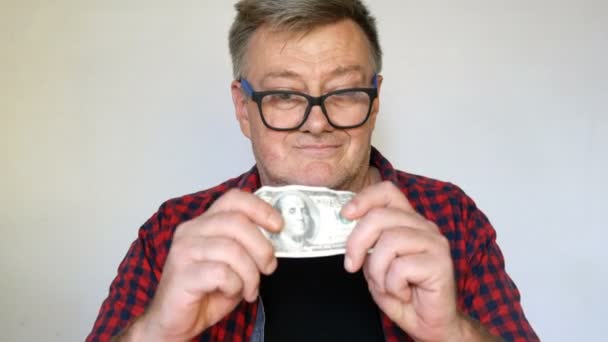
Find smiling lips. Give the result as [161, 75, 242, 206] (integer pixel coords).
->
[295, 143, 341, 157]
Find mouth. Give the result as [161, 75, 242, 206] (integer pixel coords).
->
[294, 144, 341, 157]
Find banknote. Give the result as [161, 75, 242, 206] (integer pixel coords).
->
[255, 185, 357, 258]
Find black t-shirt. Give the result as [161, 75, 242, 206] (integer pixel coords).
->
[260, 255, 385, 341]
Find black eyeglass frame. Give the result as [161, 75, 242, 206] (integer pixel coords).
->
[240, 76, 379, 131]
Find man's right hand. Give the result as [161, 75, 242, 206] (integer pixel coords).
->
[126, 189, 283, 341]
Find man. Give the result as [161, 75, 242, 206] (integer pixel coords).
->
[270, 191, 317, 251]
[87, 0, 539, 341]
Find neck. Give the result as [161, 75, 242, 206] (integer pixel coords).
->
[349, 165, 382, 192]
[326, 164, 382, 193]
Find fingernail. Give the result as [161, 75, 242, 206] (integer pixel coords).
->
[247, 289, 258, 303]
[342, 202, 356, 217]
[271, 216, 283, 230]
[267, 258, 278, 274]
[344, 256, 353, 272]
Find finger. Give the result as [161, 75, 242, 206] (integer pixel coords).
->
[384, 254, 436, 302]
[363, 227, 436, 291]
[180, 212, 278, 275]
[188, 236, 261, 302]
[365, 267, 413, 322]
[341, 181, 415, 220]
[366, 280, 419, 335]
[180, 261, 244, 300]
[364, 258, 413, 302]
[345, 207, 437, 272]
[207, 189, 284, 233]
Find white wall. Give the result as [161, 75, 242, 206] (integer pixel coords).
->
[1, 1, 606, 341]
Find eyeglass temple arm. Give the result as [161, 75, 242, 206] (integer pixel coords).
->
[240, 79, 254, 96]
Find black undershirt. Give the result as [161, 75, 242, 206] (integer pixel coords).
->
[260, 255, 385, 341]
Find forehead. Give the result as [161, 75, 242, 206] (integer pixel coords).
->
[245, 19, 373, 81]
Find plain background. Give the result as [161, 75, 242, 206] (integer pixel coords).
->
[1, 0, 606, 341]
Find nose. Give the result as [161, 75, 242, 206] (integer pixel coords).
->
[299, 104, 334, 135]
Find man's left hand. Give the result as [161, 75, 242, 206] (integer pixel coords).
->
[341, 181, 463, 342]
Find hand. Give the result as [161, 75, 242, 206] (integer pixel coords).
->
[139, 189, 283, 341]
[342, 181, 461, 342]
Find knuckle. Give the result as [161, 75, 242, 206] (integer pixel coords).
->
[381, 180, 394, 189]
[230, 242, 250, 262]
[375, 229, 393, 247]
[421, 216, 439, 230]
[434, 234, 451, 251]
[173, 221, 190, 238]
[168, 238, 189, 258]
[366, 207, 384, 222]
[386, 264, 402, 283]
[223, 211, 251, 228]
[233, 211, 253, 227]
[394, 257, 410, 274]
[211, 188, 242, 209]
[208, 263, 231, 283]
[210, 237, 242, 259]
[189, 242, 209, 261]
[381, 180, 398, 194]
[383, 227, 403, 241]
[209, 212, 251, 235]
[226, 188, 243, 196]
[179, 237, 205, 261]
[221, 188, 241, 200]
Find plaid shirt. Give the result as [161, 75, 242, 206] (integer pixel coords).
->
[87, 147, 538, 342]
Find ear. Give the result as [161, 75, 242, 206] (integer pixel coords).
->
[231, 80, 252, 139]
[368, 74, 383, 130]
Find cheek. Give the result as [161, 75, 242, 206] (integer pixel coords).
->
[250, 126, 289, 163]
[345, 127, 373, 154]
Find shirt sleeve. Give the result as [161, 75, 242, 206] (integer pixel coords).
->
[86, 212, 161, 342]
[460, 195, 539, 342]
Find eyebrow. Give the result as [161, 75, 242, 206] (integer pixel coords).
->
[329, 65, 366, 78]
[260, 65, 367, 84]
[261, 70, 302, 83]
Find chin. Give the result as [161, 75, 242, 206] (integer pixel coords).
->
[262, 159, 352, 189]
[288, 164, 344, 189]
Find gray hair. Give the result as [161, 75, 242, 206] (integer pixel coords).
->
[228, 0, 383, 79]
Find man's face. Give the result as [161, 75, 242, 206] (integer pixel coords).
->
[279, 195, 309, 237]
[232, 19, 382, 191]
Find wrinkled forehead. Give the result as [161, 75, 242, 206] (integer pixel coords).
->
[244, 20, 374, 82]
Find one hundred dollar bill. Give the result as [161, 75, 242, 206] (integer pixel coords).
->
[255, 185, 357, 258]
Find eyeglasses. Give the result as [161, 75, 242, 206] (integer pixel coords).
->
[240, 75, 379, 131]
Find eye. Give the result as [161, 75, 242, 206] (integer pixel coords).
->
[267, 93, 297, 102]
[289, 208, 296, 214]
[263, 92, 307, 110]
[278, 93, 294, 101]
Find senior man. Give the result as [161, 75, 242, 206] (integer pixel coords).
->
[87, 0, 538, 341]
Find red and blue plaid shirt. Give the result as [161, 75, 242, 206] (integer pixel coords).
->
[87, 147, 538, 341]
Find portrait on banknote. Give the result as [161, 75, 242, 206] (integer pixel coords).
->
[255, 185, 356, 258]
[269, 190, 320, 252]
